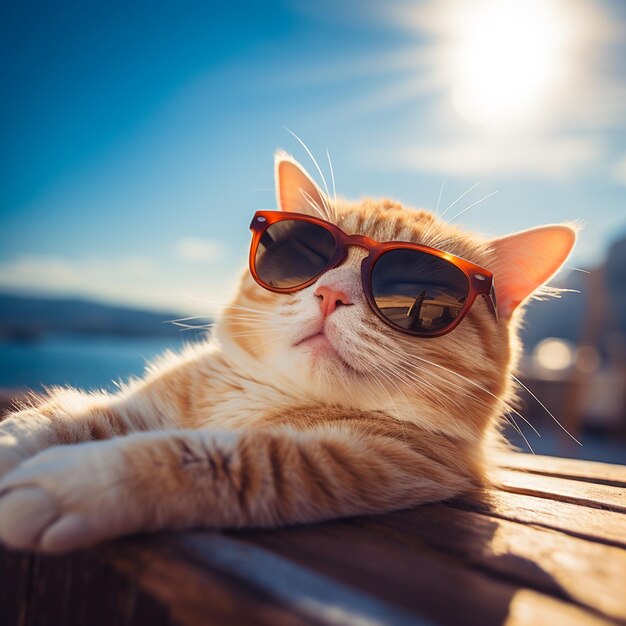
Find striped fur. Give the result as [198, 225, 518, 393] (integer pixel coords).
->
[0, 156, 573, 553]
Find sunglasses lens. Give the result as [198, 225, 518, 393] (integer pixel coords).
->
[371, 249, 469, 334]
[254, 219, 336, 289]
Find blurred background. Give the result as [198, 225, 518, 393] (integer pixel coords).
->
[1, 0, 625, 462]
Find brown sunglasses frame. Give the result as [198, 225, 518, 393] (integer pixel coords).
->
[249, 210, 498, 338]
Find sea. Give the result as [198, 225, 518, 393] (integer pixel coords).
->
[0, 333, 199, 392]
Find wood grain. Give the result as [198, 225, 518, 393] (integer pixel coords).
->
[494, 468, 626, 513]
[233, 517, 620, 626]
[0, 453, 625, 626]
[454, 490, 626, 548]
[357, 506, 626, 621]
[496, 453, 626, 487]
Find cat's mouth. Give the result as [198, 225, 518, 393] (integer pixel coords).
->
[296, 331, 331, 348]
[294, 329, 361, 373]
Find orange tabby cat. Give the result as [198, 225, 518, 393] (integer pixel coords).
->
[0, 152, 575, 553]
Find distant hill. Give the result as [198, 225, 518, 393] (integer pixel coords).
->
[0, 292, 208, 340]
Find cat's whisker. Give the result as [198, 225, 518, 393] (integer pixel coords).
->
[376, 371, 411, 445]
[510, 374, 582, 446]
[362, 367, 398, 415]
[284, 127, 334, 219]
[218, 303, 277, 315]
[172, 324, 213, 333]
[504, 406, 540, 438]
[369, 346, 436, 388]
[504, 412, 524, 437]
[356, 359, 406, 427]
[326, 148, 340, 222]
[169, 319, 214, 329]
[223, 312, 277, 322]
[300, 189, 329, 220]
[355, 337, 461, 413]
[504, 413, 535, 454]
[167, 315, 212, 323]
[439, 178, 485, 220]
[370, 361, 411, 408]
[384, 359, 468, 414]
[222, 318, 277, 329]
[392, 344, 541, 438]
[448, 191, 498, 223]
[391, 352, 535, 431]
[383, 365, 448, 412]
[434, 180, 446, 216]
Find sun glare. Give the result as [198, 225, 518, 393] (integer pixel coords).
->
[450, 0, 569, 127]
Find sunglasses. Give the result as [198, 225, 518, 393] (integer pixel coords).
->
[249, 211, 498, 338]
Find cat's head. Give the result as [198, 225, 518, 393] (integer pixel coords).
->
[218, 152, 575, 439]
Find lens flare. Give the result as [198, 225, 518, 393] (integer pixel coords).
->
[534, 338, 574, 371]
[450, 0, 569, 126]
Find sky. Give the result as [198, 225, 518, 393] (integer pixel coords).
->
[1, 0, 625, 315]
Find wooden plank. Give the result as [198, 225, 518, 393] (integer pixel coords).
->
[103, 536, 321, 626]
[494, 469, 626, 513]
[0, 549, 32, 626]
[0, 546, 171, 626]
[496, 453, 626, 487]
[231, 520, 617, 626]
[0, 528, 616, 626]
[503, 590, 617, 626]
[358, 505, 626, 622]
[172, 533, 431, 626]
[452, 490, 626, 548]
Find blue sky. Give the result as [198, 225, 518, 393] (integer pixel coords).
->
[1, 0, 625, 314]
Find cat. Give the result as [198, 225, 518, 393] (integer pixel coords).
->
[0, 151, 575, 553]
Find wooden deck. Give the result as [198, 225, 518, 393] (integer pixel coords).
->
[1, 453, 625, 626]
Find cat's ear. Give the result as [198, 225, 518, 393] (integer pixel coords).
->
[489, 225, 577, 319]
[275, 150, 328, 216]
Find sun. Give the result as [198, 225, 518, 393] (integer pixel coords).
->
[449, 0, 570, 127]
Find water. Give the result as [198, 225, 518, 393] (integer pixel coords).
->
[0, 334, 199, 392]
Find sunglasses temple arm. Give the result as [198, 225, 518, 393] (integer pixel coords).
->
[483, 281, 499, 323]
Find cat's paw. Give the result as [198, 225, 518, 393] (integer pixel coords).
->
[0, 437, 28, 479]
[0, 441, 140, 553]
[0, 408, 54, 478]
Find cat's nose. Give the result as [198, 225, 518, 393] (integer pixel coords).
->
[314, 285, 352, 317]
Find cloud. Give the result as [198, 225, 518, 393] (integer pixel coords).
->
[388, 135, 602, 181]
[0, 254, 240, 314]
[174, 238, 223, 262]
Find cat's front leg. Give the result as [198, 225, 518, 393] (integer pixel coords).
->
[0, 437, 142, 552]
[0, 422, 470, 553]
[0, 395, 122, 478]
[0, 386, 175, 478]
[0, 429, 216, 553]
